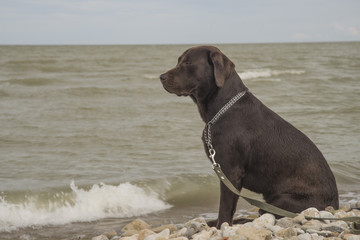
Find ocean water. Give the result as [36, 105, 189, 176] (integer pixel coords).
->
[0, 43, 359, 239]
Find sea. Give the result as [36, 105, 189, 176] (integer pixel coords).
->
[0, 42, 359, 239]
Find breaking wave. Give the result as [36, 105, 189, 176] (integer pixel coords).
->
[0, 181, 171, 232]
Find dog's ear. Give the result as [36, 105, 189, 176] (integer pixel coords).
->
[210, 50, 235, 88]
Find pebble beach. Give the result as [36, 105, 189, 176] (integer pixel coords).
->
[88, 203, 360, 240]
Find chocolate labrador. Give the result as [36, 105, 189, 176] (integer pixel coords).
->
[159, 46, 339, 228]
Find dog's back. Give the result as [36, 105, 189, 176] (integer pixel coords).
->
[233, 92, 339, 212]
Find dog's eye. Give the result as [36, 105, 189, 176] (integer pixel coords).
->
[184, 60, 191, 65]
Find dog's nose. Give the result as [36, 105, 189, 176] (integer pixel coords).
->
[160, 73, 167, 81]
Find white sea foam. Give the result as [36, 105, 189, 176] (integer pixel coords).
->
[239, 69, 305, 80]
[0, 181, 172, 232]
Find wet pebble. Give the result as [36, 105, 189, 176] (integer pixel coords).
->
[90, 206, 360, 240]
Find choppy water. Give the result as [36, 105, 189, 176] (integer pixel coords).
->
[0, 43, 359, 239]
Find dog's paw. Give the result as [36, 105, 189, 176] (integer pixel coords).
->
[206, 219, 218, 228]
[232, 217, 253, 225]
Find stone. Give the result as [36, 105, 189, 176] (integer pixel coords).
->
[192, 229, 212, 240]
[184, 224, 201, 238]
[242, 222, 255, 228]
[235, 226, 272, 240]
[298, 233, 312, 240]
[144, 229, 170, 240]
[301, 208, 320, 218]
[344, 211, 356, 217]
[175, 223, 185, 229]
[170, 227, 187, 238]
[138, 229, 156, 240]
[340, 232, 360, 240]
[296, 228, 305, 235]
[220, 222, 229, 232]
[287, 237, 298, 240]
[229, 235, 247, 240]
[122, 230, 141, 237]
[293, 214, 307, 225]
[273, 228, 286, 238]
[103, 230, 117, 240]
[351, 209, 360, 216]
[319, 211, 335, 224]
[221, 224, 239, 238]
[184, 218, 209, 238]
[151, 224, 177, 233]
[277, 217, 298, 228]
[270, 225, 284, 236]
[283, 227, 298, 238]
[319, 211, 334, 219]
[121, 219, 151, 235]
[110, 236, 122, 240]
[333, 210, 347, 219]
[120, 235, 139, 240]
[321, 221, 348, 233]
[252, 213, 276, 229]
[347, 235, 360, 240]
[91, 235, 108, 240]
[338, 229, 352, 239]
[310, 233, 324, 240]
[325, 206, 335, 212]
[301, 220, 322, 231]
[208, 227, 221, 240]
[306, 229, 332, 237]
[184, 227, 195, 238]
[185, 217, 207, 227]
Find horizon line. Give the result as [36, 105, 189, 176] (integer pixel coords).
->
[1, 40, 359, 47]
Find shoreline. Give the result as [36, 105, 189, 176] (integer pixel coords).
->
[89, 205, 360, 240]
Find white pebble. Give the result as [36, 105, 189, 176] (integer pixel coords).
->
[298, 233, 312, 240]
[144, 229, 169, 240]
[91, 235, 108, 240]
[252, 213, 275, 229]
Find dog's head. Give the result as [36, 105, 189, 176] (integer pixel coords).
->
[160, 46, 235, 100]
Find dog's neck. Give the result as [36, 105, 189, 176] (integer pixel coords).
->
[193, 71, 248, 123]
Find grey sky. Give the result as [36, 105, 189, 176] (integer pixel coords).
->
[0, 0, 359, 45]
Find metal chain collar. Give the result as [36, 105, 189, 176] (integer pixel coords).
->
[203, 90, 247, 165]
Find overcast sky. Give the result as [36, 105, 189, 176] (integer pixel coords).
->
[1, 0, 359, 45]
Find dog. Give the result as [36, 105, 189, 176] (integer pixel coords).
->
[160, 46, 339, 228]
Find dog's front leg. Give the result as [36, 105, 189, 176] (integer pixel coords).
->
[215, 181, 240, 228]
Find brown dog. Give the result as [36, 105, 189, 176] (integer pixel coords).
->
[160, 46, 339, 228]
